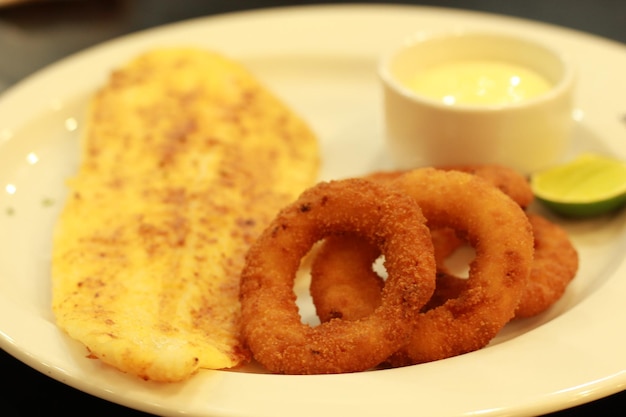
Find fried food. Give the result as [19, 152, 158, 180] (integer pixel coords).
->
[51, 47, 319, 381]
[312, 163, 534, 323]
[363, 163, 533, 208]
[439, 164, 534, 209]
[310, 233, 385, 321]
[310, 233, 468, 322]
[310, 168, 534, 367]
[415, 213, 579, 319]
[515, 213, 579, 318]
[239, 179, 437, 374]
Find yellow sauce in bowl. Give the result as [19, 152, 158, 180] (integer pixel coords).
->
[407, 59, 552, 106]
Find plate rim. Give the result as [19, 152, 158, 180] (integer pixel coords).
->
[1, 4, 626, 417]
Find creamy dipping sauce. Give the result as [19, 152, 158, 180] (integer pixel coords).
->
[407, 60, 552, 106]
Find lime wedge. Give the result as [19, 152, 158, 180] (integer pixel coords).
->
[531, 153, 626, 218]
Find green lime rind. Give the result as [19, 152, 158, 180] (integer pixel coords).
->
[535, 192, 626, 217]
[530, 153, 626, 218]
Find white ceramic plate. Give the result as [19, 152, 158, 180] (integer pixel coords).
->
[1, 4, 626, 417]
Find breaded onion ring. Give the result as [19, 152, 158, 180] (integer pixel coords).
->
[363, 164, 533, 208]
[408, 213, 579, 318]
[311, 164, 536, 324]
[439, 164, 534, 209]
[310, 233, 385, 321]
[239, 178, 437, 374]
[515, 213, 579, 318]
[310, 168, 534, 366]
[310, 229, 461, 321]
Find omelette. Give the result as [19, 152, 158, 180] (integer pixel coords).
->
[51, 48, 319, 382]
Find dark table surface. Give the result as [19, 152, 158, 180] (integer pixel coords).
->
[1, 1, 625, 416]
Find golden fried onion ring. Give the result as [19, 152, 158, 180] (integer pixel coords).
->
[515, 213, 579, 318]
[364, 163, 534, 209]
[239, 178, 437, 374]
[310, 168, 534, 366]
[415, 213, 579, 319]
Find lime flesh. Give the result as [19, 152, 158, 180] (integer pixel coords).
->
[531, 153, 626, 217]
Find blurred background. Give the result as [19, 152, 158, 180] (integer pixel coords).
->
[1, 1, 625, 416]
[1, 0, 625, 93]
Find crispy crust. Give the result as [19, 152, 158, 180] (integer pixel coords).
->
[240, 178, 436, 374]
[309, 168, 534, 366]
